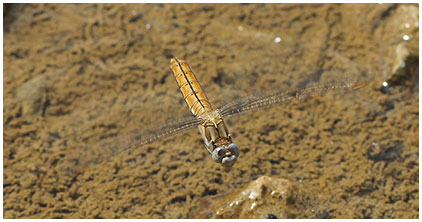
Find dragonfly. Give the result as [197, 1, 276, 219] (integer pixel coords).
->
[73, 57, 367, 173]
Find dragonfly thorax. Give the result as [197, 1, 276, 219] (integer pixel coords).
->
[197, 110, 239, 167]
[198, 111, 230, 150]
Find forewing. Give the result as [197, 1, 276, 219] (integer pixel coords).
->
[62, 115, 203, 174]
[219, 78, 367, 118]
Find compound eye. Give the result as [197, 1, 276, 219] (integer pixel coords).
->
[212, 147, 227, 163]
[228, 143, 240, 157]
[222, 155, 237, 168]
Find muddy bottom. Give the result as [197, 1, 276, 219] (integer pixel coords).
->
[3, 3, 419, 219]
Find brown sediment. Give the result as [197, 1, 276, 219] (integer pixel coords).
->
[3, 3, 418, 219]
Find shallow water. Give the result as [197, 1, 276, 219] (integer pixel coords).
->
[3, 3, 419, 219]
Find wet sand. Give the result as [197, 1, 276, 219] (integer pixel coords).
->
[3, 3, 419, 218]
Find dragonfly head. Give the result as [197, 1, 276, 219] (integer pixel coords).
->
[212, 143, 240, 168]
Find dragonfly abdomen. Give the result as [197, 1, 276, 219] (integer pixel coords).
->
[170, 57, 213, 116]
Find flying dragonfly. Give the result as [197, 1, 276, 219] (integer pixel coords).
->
[73, 57, 367, 172]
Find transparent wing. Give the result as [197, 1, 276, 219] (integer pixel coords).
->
[218, 78, 367, 118]
[63, 115, 203, 174]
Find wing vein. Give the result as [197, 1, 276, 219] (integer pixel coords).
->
[70, 116, 203, 173]
[218, 79, 367, 118]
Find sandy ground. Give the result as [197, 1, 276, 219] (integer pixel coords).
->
[3, 3, 419, 219]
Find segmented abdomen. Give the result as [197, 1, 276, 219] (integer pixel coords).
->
[170, 58, 213, 116]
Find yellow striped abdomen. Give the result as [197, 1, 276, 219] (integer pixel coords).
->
[170, 58, 213, 116]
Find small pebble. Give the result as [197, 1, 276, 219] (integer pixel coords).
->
[266, 213, 277, 219]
